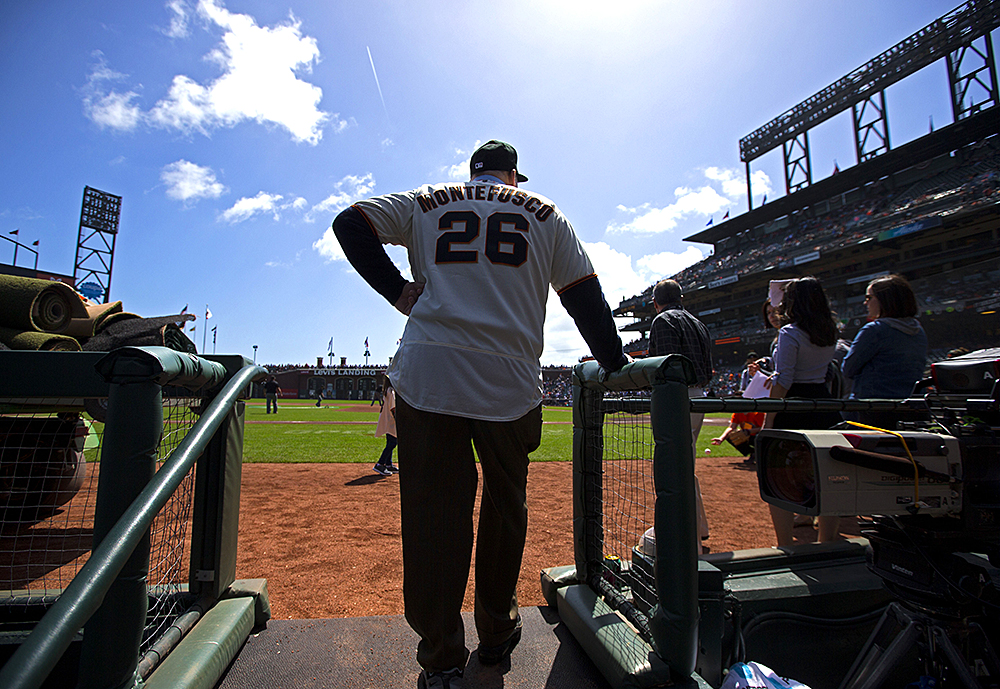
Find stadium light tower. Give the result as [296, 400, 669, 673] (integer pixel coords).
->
[739, 0, 1000, 203]
[73, 186, 122, 303]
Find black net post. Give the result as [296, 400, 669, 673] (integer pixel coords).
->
[572, 368, 605, 584]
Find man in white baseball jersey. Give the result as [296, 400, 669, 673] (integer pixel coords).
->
[333, 140, 627, 688]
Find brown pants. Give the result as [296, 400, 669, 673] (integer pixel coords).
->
[395, 395, 542, 673]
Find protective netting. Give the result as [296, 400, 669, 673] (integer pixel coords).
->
[597, 394, 658, 633]
[0, 396, 198, 655]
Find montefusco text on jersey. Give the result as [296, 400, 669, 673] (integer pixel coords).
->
[416, 183, 555, 221]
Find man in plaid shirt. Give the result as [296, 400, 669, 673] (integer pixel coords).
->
[648, 278, 713, 547]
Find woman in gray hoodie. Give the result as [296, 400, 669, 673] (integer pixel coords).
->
[843, 274, 928, 429]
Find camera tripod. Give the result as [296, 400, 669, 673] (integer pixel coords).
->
[838, 599, 999, 689]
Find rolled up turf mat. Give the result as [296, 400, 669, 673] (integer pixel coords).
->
[0, 326, 82, 351]
[93, 311, 140, 332]
[162, 322, 198, 353]
[0, 274, 87, 333]
[63, 300, 124, 339]
[84, 314, 197, 353]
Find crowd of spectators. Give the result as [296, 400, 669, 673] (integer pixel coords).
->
[618, 138, 999, 313]
[263, 363, 312, 372]
[263, 362, 388, 373]
[623, 336, 649, 355]
[542, 374, 573, 406]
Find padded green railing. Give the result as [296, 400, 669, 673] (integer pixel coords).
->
[0, 347, 265, 689]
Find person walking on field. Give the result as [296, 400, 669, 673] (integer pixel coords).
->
[373, 379, 399, 476]
[647, 278, 713, 550]
[332, 140, 628, 689]
[264, 376, 279, 414]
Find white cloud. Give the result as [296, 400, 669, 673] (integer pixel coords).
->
[84, 0, 332, 144]
[161, 159, 227, 202]
[159, 0, 328, 143]
[445, 159, 469, 181]
[539, 242, 705, 366]
[705, 166, 773, 201]
[443, 142, 481, 181]
[307, 174, 375, 225]
[635, 247, 707, 282]
[161, 0, 191, 38]
[313, 229, 347, 263]
[749, 169, 773, 199]
[80, 54, 143, 131]
[609, 167, 772, 234]
[220, 191, 291, 223]
[148, 75, 214, 133]
[311, 174, 381, 261]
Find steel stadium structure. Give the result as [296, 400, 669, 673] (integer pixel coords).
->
[614, 0, 1000, 370]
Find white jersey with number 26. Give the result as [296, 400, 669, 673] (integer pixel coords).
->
[354, 179, 596, 421]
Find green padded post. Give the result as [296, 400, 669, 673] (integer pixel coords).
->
[77, 378, 163, 689]
[189, 400, 246, 599]
[647, 355, 699, 678]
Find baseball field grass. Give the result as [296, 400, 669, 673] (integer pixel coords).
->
[240, 399, 732, 463]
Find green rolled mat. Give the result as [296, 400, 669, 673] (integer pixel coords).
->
[0, 326, 82, 351]
[0, 274, 88, 333]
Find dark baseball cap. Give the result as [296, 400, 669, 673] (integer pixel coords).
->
[470, 140, 528, 182]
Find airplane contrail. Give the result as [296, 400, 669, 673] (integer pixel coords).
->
[367, 46, 390, 124]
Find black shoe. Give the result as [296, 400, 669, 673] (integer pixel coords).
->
[477, 623, 521, 666]
[373, 465, 391, 476]
[417, 667, 464, 688]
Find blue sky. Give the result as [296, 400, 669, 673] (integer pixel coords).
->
[0, 0, 977, 367]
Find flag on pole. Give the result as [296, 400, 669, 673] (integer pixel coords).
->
[833, 160, 840, 175]
[205, 306, 213, 319]
[762, 195, 768, 204]
[328, 337, 334, 355]
[364, 337, 369, 348]
[705, 218, 713, 227]
[180, 304, 188, 316]
[8, 229, 18, 235]
[31, 240, 39, 246]
[723, 210, 730, 220]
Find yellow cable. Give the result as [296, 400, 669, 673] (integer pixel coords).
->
[846, 421, 920, 505]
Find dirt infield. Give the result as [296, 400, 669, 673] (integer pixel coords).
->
[235, 454, 861, 620]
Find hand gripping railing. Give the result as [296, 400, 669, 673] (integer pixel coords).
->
[0, 347, 266, 689]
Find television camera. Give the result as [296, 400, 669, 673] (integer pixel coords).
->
[755, 348, 1000, 687]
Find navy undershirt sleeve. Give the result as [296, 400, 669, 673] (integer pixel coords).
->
[559, 276, 628, 373]
[332, 206, 407, 306]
